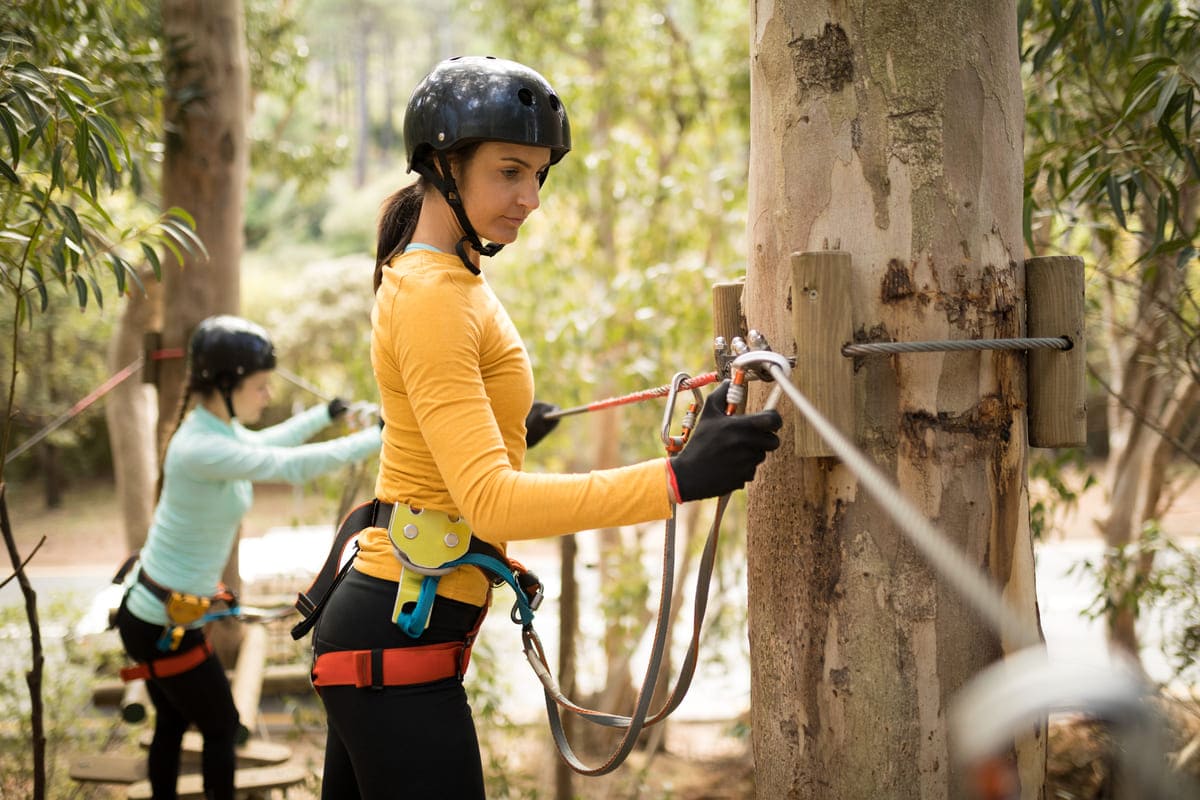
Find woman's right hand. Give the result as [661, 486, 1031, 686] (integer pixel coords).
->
[667, 380, 782, 502]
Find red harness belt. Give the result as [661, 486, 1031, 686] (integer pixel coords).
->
[120, 640, 213, 682]
[311, 640, 475, 689]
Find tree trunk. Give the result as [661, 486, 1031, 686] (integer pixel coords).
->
[107, 267, 162, 553]
[159, 0, 250, 657]
[157, 0, 248, 447]
[746, 3, 1043, 798]
[1098, 188, 1197, 657]
[554, 532, 578, 800]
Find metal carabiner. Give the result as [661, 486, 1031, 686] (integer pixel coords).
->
[660, 371, 705, 455]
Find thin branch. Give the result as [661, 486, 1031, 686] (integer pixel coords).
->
[1088, 363, 1200, 468]
[0, 533, 45, 590]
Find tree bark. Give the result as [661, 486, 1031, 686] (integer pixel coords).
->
[1098, 188, 1197, 657]
[158, 0, 249, 658]
[107, 268, 162, 553]
[157, 0, 248, 448]
[746, 3, 1043, 798]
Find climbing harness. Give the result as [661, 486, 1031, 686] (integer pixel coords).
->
[296, 499, 543, 691]
[386, 504, 474, 635]
[112, 554, 240, 653]
[140, 569, 238, 652]
[119, 639, 214, 682]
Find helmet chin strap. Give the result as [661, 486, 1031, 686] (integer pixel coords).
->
[220, 388, 236, 420]
[416, 152, 504, 275]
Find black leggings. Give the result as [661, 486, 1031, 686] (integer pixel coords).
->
[115, 602, 241, 800]
[313, 568, 486, 800]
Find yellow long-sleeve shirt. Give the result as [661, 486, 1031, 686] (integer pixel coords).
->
[356, 249, 672, 606]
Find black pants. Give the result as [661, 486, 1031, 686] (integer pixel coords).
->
[115, 602, 241, 800]
[314, 568, 487, 799]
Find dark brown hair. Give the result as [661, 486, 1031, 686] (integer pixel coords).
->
[374, 182, 424, 291]
[373, 143, 484, 291]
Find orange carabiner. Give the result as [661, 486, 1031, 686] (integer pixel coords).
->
[660, 372, 704, 455]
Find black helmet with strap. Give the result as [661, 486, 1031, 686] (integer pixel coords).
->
[403, 56, 571, 273]
[188, 315, 276, 418]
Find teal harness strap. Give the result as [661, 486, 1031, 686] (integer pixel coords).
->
[395, 553, 537, 638]
[398, 579, 439, 637]
[450, 553, 536, 625]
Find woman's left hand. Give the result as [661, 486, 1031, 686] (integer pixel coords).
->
[525, 401, 560, 448]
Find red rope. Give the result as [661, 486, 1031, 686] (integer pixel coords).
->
[6, 347, 189, 463]
[545, 372, 720, 419]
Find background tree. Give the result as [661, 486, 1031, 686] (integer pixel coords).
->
[745, 3, 1043, 798]
[151, 0, 251, 665]
[1022, 0, 1199, 659]
[155, 0, 250, 448]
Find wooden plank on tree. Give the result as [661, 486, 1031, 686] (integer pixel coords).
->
[138, 731, 292, 765]
[69, 754, 147, 784]
[126, 763, 308, 799]
[712, 279, 747, 349]
[790, 251, 855, 456]
[1025, 255, 1086, 447]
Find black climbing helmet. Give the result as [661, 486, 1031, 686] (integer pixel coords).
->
[404, 55, 571, 174]
[402, 56, 572, 274]
[188, 315, 276, 393]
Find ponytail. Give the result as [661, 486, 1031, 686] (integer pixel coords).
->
[154, 365, 200, 501]
[374, 181, 424, 292]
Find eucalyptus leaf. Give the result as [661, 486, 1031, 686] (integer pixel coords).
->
[1153, 71, 1181, 123]
[141, 242, 162, 280]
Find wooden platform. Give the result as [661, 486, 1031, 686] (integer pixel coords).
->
[125, 763, 309, 799]
[138, 731, 293, 766]
[70, 755, 147, 784]
[70, 736, 292, 788]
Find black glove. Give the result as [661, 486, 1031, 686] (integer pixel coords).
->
[327, 397, 349, 419]
[668, 380, 782, 502]
[525, 401, 561, 448]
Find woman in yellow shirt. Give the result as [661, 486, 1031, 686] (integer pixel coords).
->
[311, 56, 781, 798]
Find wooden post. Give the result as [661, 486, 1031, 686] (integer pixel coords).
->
[790, 251, 855, 457]
[712, 279, 746, 368]
[230, 624, 268, 740]
[120, 679, 150, 724]
[1026, 255, 1086, 448]
[142, 331, 161, 385]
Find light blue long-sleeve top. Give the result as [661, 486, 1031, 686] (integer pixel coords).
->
[124, 403, 381, 626]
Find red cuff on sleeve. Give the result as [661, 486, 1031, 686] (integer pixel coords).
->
[665, 459, 683, 505]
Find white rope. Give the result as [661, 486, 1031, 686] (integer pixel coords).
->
[743, 354, 1040, 649]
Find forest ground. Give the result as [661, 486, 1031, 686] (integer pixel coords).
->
[5, 473, 1200, 798]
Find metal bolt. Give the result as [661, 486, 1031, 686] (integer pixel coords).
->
[403, 524, 419, 540]
[444, 533, 459, 548]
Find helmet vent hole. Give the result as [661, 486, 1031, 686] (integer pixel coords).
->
[517, 87, 534, 106]
[549, 94, 561, 111]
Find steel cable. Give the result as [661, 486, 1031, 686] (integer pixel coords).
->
[741, 354, 1041, 650]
